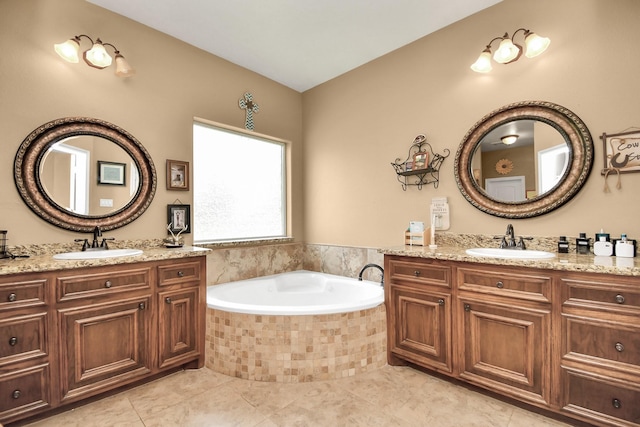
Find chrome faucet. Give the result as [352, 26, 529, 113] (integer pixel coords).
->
[358, 263, 384, 287]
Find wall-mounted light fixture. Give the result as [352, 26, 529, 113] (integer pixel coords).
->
[500, 134, 519, 145]
[471, 28, 550, 73]
[54, 35, 135, 77]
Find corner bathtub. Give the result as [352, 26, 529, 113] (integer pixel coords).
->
[205, 270, 387, 382]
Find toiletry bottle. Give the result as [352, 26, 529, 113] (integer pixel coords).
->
[576, 233, 590, 254]
[557, 236, 569, 253]
[593, 234, 613, 256]
[615, 233, 636, 258]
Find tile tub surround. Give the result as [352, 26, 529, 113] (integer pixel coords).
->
[206, 304, 387, 382]
[203, 241, 384, 285]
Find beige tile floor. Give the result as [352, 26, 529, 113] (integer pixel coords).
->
[22, 366, 573, 427]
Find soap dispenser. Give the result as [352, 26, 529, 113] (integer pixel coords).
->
[615, 234, 636, 258]
[593, 234, 613, 256]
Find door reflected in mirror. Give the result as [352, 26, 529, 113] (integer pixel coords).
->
[40, 136, 140, 216]
[471, 120, 570, 203]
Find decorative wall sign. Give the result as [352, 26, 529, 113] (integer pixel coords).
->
[495, 158, 513, 175]
[601, 130, 640, 173]
[239, 92, 260, 130]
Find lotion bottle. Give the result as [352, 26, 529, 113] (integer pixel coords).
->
[615, 233, 636, 258]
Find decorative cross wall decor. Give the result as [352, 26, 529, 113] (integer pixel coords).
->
[239, 92, 259, 130]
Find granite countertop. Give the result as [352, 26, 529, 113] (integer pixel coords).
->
[380, 244, 640, 277]
[0, 245, 210, 276]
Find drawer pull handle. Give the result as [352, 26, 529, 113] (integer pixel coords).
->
[138, 302, 146, 310]
[438, 299, 445, 306]
[615, 342, 625, 352]
[165, 297, 172, 304]
[413, 271, 420, 277]
[615, 294, 625, 304]
[464, 304, 471, 312]
[12, 390, 21, 399]
[105, 280, 112, 288]
[9, 337, 18, 346]
[612, 398, 622, 409]
[8, 293, 17, 302]
[496, 281, 504, 289]
[177, 271, 185, 277]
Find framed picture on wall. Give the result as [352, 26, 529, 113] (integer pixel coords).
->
[166, 159, 189, 190]
[97, 161, 126, 185]
[167, 204, 191, 234]
[413, 152, 429, 170]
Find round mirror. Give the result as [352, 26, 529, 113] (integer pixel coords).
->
[15, 117, 156, 232]
[454, 101, 593, 218]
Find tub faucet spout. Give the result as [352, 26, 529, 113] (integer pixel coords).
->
[358, 263, 384, 287]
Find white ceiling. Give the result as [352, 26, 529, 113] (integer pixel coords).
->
[88, 0, 501, 92]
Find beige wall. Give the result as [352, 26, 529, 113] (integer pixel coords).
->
[0, 0, 303, 246]
[3, 0, 639, 251]
[302, 0, 640, 247]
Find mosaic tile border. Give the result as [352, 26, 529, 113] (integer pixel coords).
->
[205, 304, 387, 382]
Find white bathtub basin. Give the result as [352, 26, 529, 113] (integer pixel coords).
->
[465, 247, 555, 260]
[53, 248, 143, 260]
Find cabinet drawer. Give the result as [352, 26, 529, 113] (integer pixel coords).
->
[0, 278, 47, 311]
[387, 257, 451, 289]
[562, 369, 640, 426]
[57, 267, 151, 301]
[457, 267, 551, 303]
[562, 277, 640, 314]
[563, 314, 640, 369]
[0, 313, 48, 365]
[158, 261, 202, 286]
[0, 363, 50, 421]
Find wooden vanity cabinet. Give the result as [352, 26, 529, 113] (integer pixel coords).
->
[157, 260, 204, 369]
[385, 256, 453, 373]
[0, 255, 206, 425]
[0, 274, 52, 422]
[560, 273, 640, 426]
[456, 265, 553, 407]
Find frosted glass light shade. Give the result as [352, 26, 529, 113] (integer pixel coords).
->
[493, 38, 521, 64]
[114, 53, 136, 77]
[470, 51, 493, 73]
[524, 32, 550, 58]
[501, 135, 519, 145]
[54, 38, 80, 63]
[83, 41, 112, 69]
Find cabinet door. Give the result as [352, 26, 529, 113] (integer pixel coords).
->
[389, 285, 451, 373]
[458, 297, 551, 406]
[58, 296, 152, 403]
[158, 287, 200, 369]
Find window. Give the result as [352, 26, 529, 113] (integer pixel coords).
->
[193, 121, 286, 243]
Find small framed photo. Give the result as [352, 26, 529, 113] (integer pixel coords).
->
[405, 161, 414, 172]
[166, 159, 189, 191]
[413, 152, 429, 170]
[97, 161, 126, 185]
[167, 204, 191, 234]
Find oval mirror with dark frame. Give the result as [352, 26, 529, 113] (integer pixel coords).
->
[454, 101, 593, 218]
[14, 117, 157, 232]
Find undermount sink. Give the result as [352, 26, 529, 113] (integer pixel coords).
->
[53, 248, 143, 260]
[465, 247, 556, 260]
